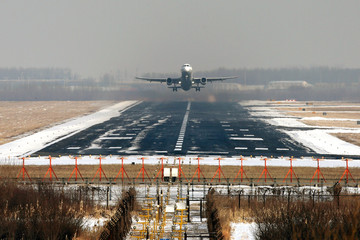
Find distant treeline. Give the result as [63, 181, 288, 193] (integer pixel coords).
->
[1, 66, 360, 85]
[195, 67, 360, 85]
[1, 66, 360, 101]
[143, 67, 360, 85]
[0, 67, 74, 80]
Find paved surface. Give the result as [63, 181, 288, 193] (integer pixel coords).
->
[35, 101, 317, 157]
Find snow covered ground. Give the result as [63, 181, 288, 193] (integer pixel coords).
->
[242, 101, 360, 156]
[231, 222, 256, 240]
[83, 217, 108, 230]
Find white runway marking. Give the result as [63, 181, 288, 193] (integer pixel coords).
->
[67, 147, 81, 150]
[230, 137, 263, 141]
[240, 129, 249, 131]
[174, 102, 191, 152]
[155, 151, 168, 154]
[276, 148, 290, 151]
[235, 147, 248, 150]
[109, 147, 122, 149]
[255, 148, 268, 151]
[244, 134, 254, 137]
[100, 137, 133, 140]
[224, 129, 234, 131]
[126, 133, 137, 136]
[187, 151, 229, 154]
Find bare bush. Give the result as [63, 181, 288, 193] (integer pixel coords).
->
[0, 182, 94, 239]
[253, 196, 360, 240]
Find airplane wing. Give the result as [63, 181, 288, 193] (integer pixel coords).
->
[193, 76, 238, 83]
[136, 77, 167, 83]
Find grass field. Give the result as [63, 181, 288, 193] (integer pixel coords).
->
[0, 101, 115, 145]
[275, 101, 360, 146]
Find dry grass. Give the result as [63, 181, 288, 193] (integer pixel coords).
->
[0, 183, 96, 239]
[285, 111, 360, 119]
[332, 133, 360, 147]
[301, 119, 360, 128]
[1, 164, 359, 183]
[279, 106, 360, 112]
[0, 101, 115, 145]
[270, 101, 360, 106]
[210, 187, 360, 240]
[274, 101, 360, 146]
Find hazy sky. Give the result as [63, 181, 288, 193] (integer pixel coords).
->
[1, 0, 360, 77]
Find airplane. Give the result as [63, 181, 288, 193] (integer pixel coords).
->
[136, 64, 238, 92]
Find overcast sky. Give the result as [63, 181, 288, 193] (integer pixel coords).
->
[1, 0, 360, 77]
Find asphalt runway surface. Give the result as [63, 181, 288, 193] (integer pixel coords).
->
[35, 101, 319, 157]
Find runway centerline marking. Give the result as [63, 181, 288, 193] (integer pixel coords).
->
[174, 102, 191, 152]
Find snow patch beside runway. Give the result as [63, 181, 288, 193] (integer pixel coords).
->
[241, 101, 360, 156]
[0, 101, 140, 159]
[284, 129, 360, 155]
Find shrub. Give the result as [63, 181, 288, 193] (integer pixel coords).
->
[0, 182, 93, 239]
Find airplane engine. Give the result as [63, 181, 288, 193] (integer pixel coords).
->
[201, 78, 207, 85]
[167, 78, 172, 85]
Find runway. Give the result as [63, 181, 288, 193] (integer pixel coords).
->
[35, 101, 318, 157]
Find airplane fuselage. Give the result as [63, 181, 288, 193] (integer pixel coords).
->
[180, 64, 193, 91]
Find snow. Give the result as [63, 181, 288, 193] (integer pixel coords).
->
[0, 101, 140, 159]
[231, 222, 256, 240]
[265, 118, 310, 128]
[302, 117, 360, 121]
[284, 129, 360, 155]
[83, 217, 108, 230]
[242, 101, 360, 157]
